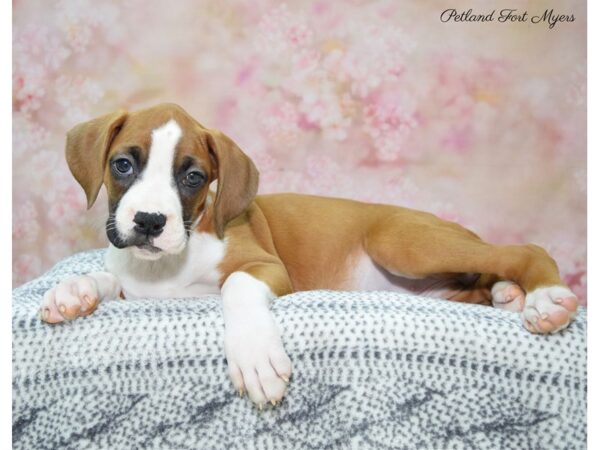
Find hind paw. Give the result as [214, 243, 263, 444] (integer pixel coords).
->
[491, 281, 526, 312]
[522, 286, 578, 334]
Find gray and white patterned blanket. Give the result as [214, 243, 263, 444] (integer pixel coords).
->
[13, 250, 587, 449]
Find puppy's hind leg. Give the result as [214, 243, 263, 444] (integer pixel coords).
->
[362, 210, 495, 304]
[363, 210, 578, 333]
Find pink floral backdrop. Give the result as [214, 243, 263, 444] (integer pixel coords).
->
[13, 1, 587, 303]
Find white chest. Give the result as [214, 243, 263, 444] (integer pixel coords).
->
[104, 232, 226, 299]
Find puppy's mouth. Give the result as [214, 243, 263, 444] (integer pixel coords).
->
[131, 241, 164, 261]
[106, 221, 164, 256]
[135, 242, 161, 253]
[107, 224, 163, 253]
[105, 213, 189, 259]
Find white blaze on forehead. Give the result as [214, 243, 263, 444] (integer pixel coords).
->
[143, 119, 182, 182]
[114, 119, 189, 256]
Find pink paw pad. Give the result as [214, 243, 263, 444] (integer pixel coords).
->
[491, 281, 525, 312]
[522, 287, 578, 334]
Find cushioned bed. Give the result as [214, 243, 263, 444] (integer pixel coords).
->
[12, 250, 587, 449]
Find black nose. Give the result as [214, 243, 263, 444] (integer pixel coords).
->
[133, 212, 166, 237]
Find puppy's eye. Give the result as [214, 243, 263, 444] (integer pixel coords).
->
[182, 171, 205, 188]
[112, 158, 133, 176]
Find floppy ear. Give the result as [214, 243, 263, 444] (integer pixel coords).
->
[207, 130, 259, 238]
[65, 110, 128, 209]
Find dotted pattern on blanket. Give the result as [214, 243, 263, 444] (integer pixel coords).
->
[13, 250, 587, 450]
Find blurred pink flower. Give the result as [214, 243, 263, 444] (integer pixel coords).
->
[54, 75, 105, 126]
[565, 64, 586, 106]
[13, 254, 43, 286]
[303, 154, 342, 194]
[441, 126, 473, 153]
[256, 4, 313, 56]
[12, 67, 46, 114]
[13, 114, 50, 156]
[12, 201, 40, 243]
[363, 95, 418, 161]
[260, 100, 301, 146]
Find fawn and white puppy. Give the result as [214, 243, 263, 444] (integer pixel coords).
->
[40, 103, 579, 407]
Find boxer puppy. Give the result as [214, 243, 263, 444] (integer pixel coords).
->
[40, 103, 579, 408]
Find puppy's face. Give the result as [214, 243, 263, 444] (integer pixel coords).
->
[66, 103, 258, 260]
[105, 110, 213, 260]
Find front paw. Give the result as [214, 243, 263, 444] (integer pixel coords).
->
[40, 275, 100, 324]
[225, 320, 292, 408]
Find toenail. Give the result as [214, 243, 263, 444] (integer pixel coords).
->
[281, 375, 289, 383]
[541, 313, 549, 320]
[59, 305, 66, 314]
[42, 308, 49, 320]
[270, 400, 277, 406]
[554, 297, 563, 304]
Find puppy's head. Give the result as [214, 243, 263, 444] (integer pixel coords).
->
[66, 103, 258, 260]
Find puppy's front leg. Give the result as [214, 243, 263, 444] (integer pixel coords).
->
[222, 271, 292, 408]
[40, 272, 121, 324]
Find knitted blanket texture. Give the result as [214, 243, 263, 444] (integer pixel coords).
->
[12, 250, 587, 449]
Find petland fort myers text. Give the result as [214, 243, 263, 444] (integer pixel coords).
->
[440, 8, 575, 29]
